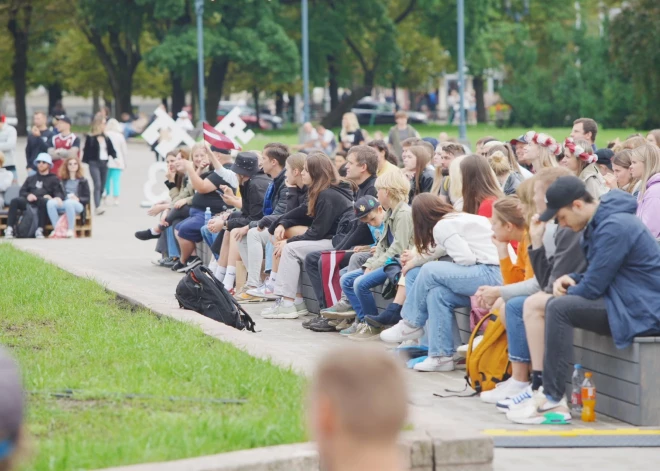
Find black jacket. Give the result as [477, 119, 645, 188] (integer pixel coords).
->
[408, 167, 434, 204]
[82, 134, 117, 163]
[267, 185, 307, 232]
[19, 173, 63, 199]
[276, 182, 354, 243]
[227, 170, 272, 231]
[26, 129, 54, 169]
[333, 174, 378, 249]
[257, 169, 288, 229]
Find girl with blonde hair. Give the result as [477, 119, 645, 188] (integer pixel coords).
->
[630, 143, 660, 238]
[488, 146, 523, 195]
[520, 131, 560, 173]
[447, 155, 466, 210]
[82, 112, 117, 215]
[646, 129, 660, 147]
[339, 112, 364, 152]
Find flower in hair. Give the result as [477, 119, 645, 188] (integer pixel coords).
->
[564, 137, 597, 164]
[524, 130, 562, 156]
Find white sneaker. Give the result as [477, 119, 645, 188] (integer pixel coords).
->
[3, 227, 13, 239]
[479, 377, 529, 404]
[65, 229, 75, 238]
[506, 388, 572, 425]
[496, 385, 533, 413]
[380, 320, 424, 343]
[35, 228, 44, 239]
[414, 356, 454, 372]
[246, 283, 278, 300]
[456, 335, 483, 357]
[261, 300, 300, 319]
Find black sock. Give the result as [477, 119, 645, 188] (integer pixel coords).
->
[531, 370, 543, 391]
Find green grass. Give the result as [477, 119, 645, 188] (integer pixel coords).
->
[0, 244, 307, 471]
[243, 123, 641, 152]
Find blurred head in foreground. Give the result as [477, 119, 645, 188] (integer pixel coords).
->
[308, 345, 408, 471]
[0, 347, 25, 471]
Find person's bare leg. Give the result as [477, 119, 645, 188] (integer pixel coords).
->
[523, 292, 552, 369]
[393, 286, 406, 305]
[228, 232, 241, 266]
[217, 232, 231, 267]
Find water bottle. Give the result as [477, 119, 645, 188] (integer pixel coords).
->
[204, 207, 212, 225]
[571, 364, 584, 413]
[581, 372, 597, 422]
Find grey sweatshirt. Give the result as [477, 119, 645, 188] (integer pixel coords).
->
[0, 124, 17, 167]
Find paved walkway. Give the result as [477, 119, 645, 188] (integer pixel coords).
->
[6, 139, 656, 470]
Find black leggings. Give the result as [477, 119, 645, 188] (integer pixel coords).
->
[7, 197, 48, 228]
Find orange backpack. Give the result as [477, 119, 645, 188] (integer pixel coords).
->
[465, 310, 512, 394]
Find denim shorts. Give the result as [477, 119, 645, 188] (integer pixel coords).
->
[175, 208, 205, 242]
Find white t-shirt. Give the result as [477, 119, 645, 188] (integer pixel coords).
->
[99, 138, 108, 161]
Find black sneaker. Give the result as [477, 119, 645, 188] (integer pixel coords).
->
[302, 316, 320, 329]
[135, 229, 160, 241]
[177, 256, 202, 273]
[171, 260, 186, 271]
[309, 318, 337, 333]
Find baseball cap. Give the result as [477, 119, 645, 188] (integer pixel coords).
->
[509, 134, 528, 146]
[34, 153, 53, 167]
[595, 148, 614, 170]
[0, 347, 24, 460]
[538, 176, 588, 222]
[56, 115, 72, 125]
[354, 195, 381, 218]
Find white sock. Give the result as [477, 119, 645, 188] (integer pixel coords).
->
[224, 266, 236, 289]
[214, 266, 226, 281]
[269, 272, 277, 283]
[208, 258, 218, 271]
[512, 379, 529, 387]
[281, 299, 294, 307]
[294, 297, 304, 305]
[150, 228, 159, 236]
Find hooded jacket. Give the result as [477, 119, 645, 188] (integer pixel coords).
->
[636, 173, 660, 238]
[226, 170, 272, 231]
[579, 163, 608, 200]
[277, 182, 353, 243]
[363, 201, 414, 270]
[19, 172, 63, 199]
[332, 174, 378, 249]
[567, 190, 660, 348]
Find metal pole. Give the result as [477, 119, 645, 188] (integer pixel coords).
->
[302, 0, 310, 123]
[195, 0, 206, 124]
[457, 0, 467, 141]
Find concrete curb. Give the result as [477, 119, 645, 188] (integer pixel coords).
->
[96, 431, 493, 471]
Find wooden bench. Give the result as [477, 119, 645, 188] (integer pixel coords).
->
[566, 330, 660, 426]
[0, 206, 92, 238]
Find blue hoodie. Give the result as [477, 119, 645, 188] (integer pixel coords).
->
[567, 190, 660, 348]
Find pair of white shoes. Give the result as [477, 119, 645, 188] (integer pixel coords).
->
[381, 321, 455, 372]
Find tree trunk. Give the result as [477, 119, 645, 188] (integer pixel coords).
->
[205, 58, 229, 125]
[104, 96, 113, 117]
[171, 72, 185, 117]
[8, 2, 31, 137]
[327, 55, 339, 111]
[392, 82, 398, 110]
[161, 97, 169, 112]
[275, 90, 284, 117]
[47, 82, 63, 115]
[253, 87, 260, 126]
[321, 71, 374, 128]
[115, 76, 134, 119]
[473, 75, 487, 124]
[92, 89, 100, 115]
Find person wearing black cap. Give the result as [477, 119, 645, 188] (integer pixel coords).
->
[594, 148, 614, 178]
[0, 347, 25, 471]
[209, 151, 272, 291]
[508, 176, 660, 425]
[47, 114, 80, 175]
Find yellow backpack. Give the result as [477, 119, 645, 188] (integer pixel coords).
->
[465, 310, 512, 394]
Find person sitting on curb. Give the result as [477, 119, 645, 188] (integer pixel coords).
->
[46, 156, 91, 238]
[4, 153, 63, 239]
[507, 177, 660, 425]
[309, 345, 408, 471]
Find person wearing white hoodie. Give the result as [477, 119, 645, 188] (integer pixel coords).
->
[104, 119, 127, 206]
[380, 193, 502, 372]
[0, 152, 14, 207]
[0, 118, 17, 183]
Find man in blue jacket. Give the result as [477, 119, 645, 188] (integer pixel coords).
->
[509, 176, 660, 425]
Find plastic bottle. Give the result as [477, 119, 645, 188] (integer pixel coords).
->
[571, 364, 583, 413]
[581, 372, 596, 422]
[204, 207, 212, 225]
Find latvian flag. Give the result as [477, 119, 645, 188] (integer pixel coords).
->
[320, 250, 349, 308]
[203, 122, 241, 151]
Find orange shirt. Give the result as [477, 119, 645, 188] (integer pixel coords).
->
[500, 233, 534, 285]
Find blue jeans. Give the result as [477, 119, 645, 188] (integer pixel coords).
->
[402, 261, 502, 357]
[505, 296, 530, 363]
[46, 198, 84, 228]
[340, 267, 388, 321]
[166, 227, 180, 258]
[200, 225, 219, 260]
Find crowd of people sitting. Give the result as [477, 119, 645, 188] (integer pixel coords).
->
[132, 112, 658, 426]
[1, 110, 127, 239]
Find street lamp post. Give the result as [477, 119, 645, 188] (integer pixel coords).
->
[457, 0, 467, 142]
[195, 0, 206, 124]
[302, 0, 310, 123]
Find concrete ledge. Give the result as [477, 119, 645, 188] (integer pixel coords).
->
[96, 430, 492, 471]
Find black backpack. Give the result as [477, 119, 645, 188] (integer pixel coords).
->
[16, 204, 38, 238]
[175, 266, 256, 332]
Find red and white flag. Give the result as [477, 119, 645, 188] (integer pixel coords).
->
[203, 122, 241, 151]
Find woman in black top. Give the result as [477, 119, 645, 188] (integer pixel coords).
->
[339, 112, 365, 152]
[83, 113, 117, 215]
[403, 145, 434, 203]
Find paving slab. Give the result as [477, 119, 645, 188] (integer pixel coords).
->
[6, 138, 657, 470]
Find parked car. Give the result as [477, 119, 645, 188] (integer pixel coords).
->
[351, 98, 428, 125]
[216, 102, 283, 130]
